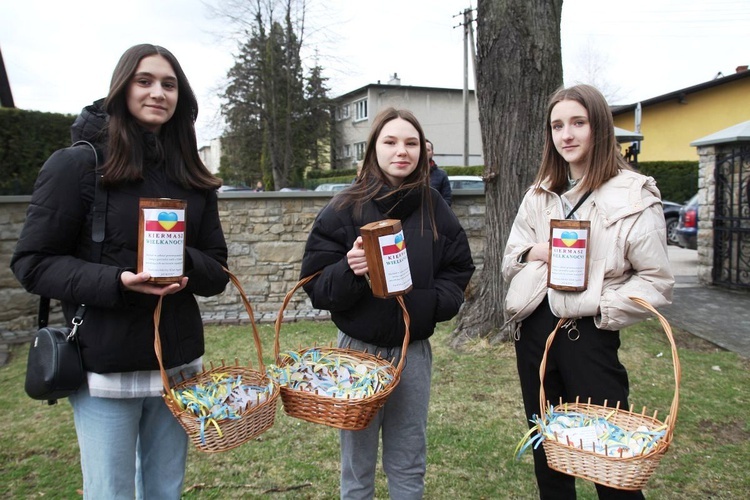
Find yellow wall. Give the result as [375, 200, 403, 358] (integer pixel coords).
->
[613, 77, 750, 161]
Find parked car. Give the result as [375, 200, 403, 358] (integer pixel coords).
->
[662, 200, 683, 246]
[314, 183, 350, 192]
[218, 185, 253, 192]
[448, 175, 484, 191]
[675, 194, 699, 250]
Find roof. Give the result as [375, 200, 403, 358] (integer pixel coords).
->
[334, 83, 475, 101]
[614, 126, 643, 142]
[611, 69, 750, 115]
[0, 47, 15, 108]
[690, 120, 750, 147]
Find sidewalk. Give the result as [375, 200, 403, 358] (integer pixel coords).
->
[660, 246, 750, 358]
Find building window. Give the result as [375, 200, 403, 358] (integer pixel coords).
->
[353, 99, 368, 122]
[354, 141, 366, 160]
[338, 144, 351, 159]
[336, 104, 350, 121]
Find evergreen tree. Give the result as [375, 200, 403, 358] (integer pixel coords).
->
[220, 0, 330, 190]
[303, 62, 330, 171]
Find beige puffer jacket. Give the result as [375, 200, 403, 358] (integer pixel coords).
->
[502, 169, 674, 331]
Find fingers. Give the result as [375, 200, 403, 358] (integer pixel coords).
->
[347, 236, 369, 276]
[120, 271, 188, 295]
[529, 242, 550, 263]
[160, 277, 189, 296]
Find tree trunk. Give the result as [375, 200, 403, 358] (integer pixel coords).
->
[451, 0, 563, 347]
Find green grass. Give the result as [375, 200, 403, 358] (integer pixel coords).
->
[1, 317, 748, 499]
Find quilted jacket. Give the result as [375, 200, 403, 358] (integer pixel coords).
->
[10, 101, 228, 373]
[300, 185, 475, 347]
[502, 169, 674, 331]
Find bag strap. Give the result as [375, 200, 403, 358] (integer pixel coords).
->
[38, 141, 106, 330]
[565, 190, 591, 220]
[72, 140, 108, 259]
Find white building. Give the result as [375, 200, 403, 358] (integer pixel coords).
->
[198, 137, 222, 174]
[332, 75, 483, 169]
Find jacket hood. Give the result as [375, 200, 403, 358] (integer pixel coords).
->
[593, 169, 662, 226]
[70, 98, 108, 146]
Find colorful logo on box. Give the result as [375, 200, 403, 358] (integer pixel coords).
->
[553, 231, 586, 248]
[381, 233, 406, 255]
[145, 211, 185, 232]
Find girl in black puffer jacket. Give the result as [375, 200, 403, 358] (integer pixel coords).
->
[300, 107, 474, 499]
[11, 44, 228, 500]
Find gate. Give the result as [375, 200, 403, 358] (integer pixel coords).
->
[713, 144, 750, 288]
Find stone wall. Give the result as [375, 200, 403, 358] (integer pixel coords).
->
[695, 145, 715, 284]
[0, 192, 486, 332]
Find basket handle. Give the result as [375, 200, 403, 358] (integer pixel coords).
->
[153, 267, 266, 394]
[274, 274, 411, 375]
[538, 297, 680, 442]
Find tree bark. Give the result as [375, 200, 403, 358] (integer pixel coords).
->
[451, 0, 563, 347]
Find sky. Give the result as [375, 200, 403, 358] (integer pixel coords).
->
[1, 0, 748, 146]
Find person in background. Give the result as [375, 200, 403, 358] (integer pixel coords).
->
[254, 180, 265, 191]
[11, 44, 228, 499]
[502, 84, 674, 499]
[352, 160, 363, 184]
[300, 108, 475, 499]
[426, 139, 452, 206]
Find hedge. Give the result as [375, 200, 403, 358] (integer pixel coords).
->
[636, 161, 698, 204]
[0, 108, 75, 195]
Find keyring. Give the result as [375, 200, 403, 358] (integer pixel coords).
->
[562, 319, 580, 341]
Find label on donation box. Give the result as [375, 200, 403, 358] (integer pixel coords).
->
[360, 219, 413, 299]
[137, 198, 187, 284]
[547, 219, 591, 292]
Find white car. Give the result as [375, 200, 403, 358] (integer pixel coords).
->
[314, 183, 350, 192]
[448, 175, 484, 191]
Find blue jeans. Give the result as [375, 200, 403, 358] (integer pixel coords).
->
[69, 384, 188, 500]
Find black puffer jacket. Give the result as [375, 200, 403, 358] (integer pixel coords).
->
[300, 186, 474, 347]
[11, 101, 229, 373]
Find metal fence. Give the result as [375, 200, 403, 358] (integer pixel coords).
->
[713, 144, 750, 288]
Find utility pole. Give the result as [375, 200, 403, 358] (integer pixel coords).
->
[455, 7, 476, 166]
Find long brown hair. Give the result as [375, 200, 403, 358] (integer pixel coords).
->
[101, 44, 220, 189]
[533, 84, 631, 194]
[331, 108, 437, 236]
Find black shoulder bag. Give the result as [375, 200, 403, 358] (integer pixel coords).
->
[24, 141, 108, 405]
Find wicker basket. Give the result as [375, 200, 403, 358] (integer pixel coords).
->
[272, 275, 410, 430]
[153, 270, 279, 453]
[537, 296, 681, 490]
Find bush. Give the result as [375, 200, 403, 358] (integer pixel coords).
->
[443, 165, 484, 177]
[0, 108, 75, 195]
[306, 168, 357, 180]
[636, 161, 698, 203]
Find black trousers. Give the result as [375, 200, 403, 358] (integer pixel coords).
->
[515, 299, 645, 500]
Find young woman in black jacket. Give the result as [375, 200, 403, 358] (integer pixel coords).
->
[11, 44, 228, 499]
[300, 107, 475, 499]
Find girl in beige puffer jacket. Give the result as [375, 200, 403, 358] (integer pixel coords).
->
[502, 84, 674, 500]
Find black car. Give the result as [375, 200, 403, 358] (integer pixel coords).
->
[662, 200, 683, 246]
